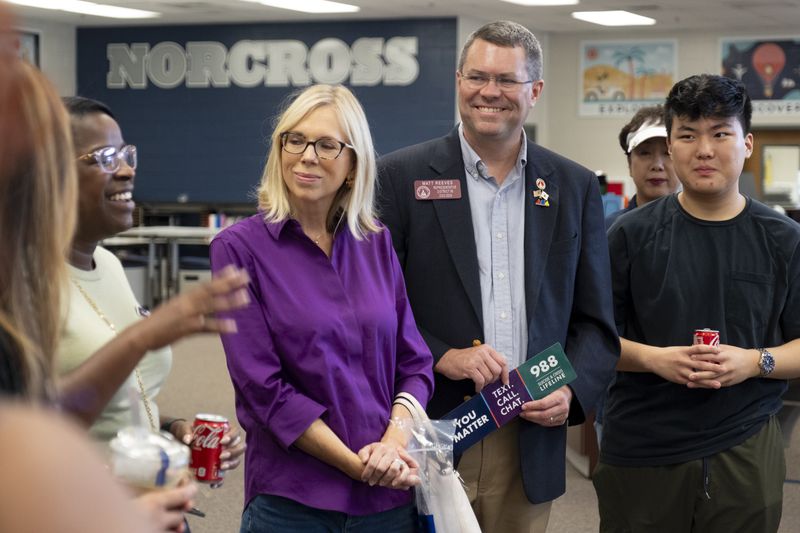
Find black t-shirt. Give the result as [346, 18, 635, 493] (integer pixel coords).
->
[602, 195, 800, 466]
[0, 326, 27, 397]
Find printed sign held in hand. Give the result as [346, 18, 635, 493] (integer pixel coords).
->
[518, 343, 577, 400]
[444, 342, 576, 455]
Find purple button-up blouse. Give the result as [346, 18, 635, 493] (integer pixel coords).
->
[209, 214, 434, 515]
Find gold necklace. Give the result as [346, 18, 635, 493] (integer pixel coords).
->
[70, 278, 157, 432]
[309, 230, 331, 247]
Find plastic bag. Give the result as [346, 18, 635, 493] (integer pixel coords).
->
[394, 393, 481, 533]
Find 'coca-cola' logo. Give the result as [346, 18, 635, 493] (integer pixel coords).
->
[192, 424, 224, 449]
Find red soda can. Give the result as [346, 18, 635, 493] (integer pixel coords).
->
[190, 413, 229, 486]
[693, 328, 720, 347]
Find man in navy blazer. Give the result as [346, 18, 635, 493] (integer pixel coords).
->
[378, 21, 619, 532]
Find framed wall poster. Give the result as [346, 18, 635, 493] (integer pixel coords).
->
[721, 36, 800, 116]
[579, 39, 677, 117]
[16, 30, 39, 66]
[762, 144, 800, 198]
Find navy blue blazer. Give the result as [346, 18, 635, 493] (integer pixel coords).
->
[377, 128, 619, 503]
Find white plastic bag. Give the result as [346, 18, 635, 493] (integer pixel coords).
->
[394, 392, 482, 533]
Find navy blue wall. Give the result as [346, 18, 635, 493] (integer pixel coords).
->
[77, 18, 456, 203]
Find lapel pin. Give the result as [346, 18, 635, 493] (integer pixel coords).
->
[534, 178, 549, 206]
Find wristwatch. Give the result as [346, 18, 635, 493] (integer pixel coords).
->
[758, 348, 775, 377]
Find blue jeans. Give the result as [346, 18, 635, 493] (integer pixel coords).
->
[240, 494, 418, 533]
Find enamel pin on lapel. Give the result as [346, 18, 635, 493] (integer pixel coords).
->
[533, 178, 549, 207]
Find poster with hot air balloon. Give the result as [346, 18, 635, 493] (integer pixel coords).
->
[721, 37, 800, 116]
[579, 39, 677, 117]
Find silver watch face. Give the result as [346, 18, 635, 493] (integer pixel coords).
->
[760, 350, 775, 376]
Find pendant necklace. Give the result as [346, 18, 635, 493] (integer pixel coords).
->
[70, 278, 158, 432]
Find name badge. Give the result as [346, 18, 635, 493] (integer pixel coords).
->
[414, 179, 462, 200]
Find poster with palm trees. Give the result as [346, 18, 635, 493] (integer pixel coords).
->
[580, 40, 676, 117]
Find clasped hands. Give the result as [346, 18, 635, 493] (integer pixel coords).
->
[646, 343, 760, 389]
[356, 440, 420, 490]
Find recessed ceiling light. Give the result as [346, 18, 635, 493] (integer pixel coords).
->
[571, 10, 656, 26]
[246, 0, 360, 14]
[7, 0, 161, 19]
[500, 0, 579, 5]
[501, 0, 580, 6]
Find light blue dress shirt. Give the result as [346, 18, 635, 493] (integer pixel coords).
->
[458, 124, 528, 368]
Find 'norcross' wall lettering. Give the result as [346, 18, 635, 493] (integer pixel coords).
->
[107, 36, 419, 89]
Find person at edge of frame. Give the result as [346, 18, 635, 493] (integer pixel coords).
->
[594, 73, 800, 533]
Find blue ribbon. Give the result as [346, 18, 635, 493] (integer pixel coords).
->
[155, 448, 170, 487]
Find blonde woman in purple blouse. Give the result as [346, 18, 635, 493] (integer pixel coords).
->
[210, 85, 434, 532]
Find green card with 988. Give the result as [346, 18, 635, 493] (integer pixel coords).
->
[517, 343, 576, 400]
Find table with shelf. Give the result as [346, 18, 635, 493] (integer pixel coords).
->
[103, 226, 220, 307]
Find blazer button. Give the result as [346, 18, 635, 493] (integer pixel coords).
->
[463, 395, 472, 401]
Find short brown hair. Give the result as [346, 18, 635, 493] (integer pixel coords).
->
[458, 21, 542, 81]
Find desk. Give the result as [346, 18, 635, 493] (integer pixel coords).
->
[104, 226, 219, 307]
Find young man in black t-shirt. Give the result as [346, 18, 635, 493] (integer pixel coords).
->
[594, 74, 800, 532]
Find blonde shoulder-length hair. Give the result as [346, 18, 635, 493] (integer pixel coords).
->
[0, 60, 77, 399]
[257, 84, 380, 239]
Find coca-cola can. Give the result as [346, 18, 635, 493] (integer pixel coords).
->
[693, 328, 720, 347]
[190, 413, 229, 486]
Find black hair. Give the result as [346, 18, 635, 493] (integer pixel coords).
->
[664, 74, 751, 136]
[62, 96, 115, 120]
[618, 105, 665, 154]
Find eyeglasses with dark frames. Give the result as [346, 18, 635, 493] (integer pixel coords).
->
[460, 72, 534, 91]
[280, 132, 354, 160]
[77, 145, 137, 174]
